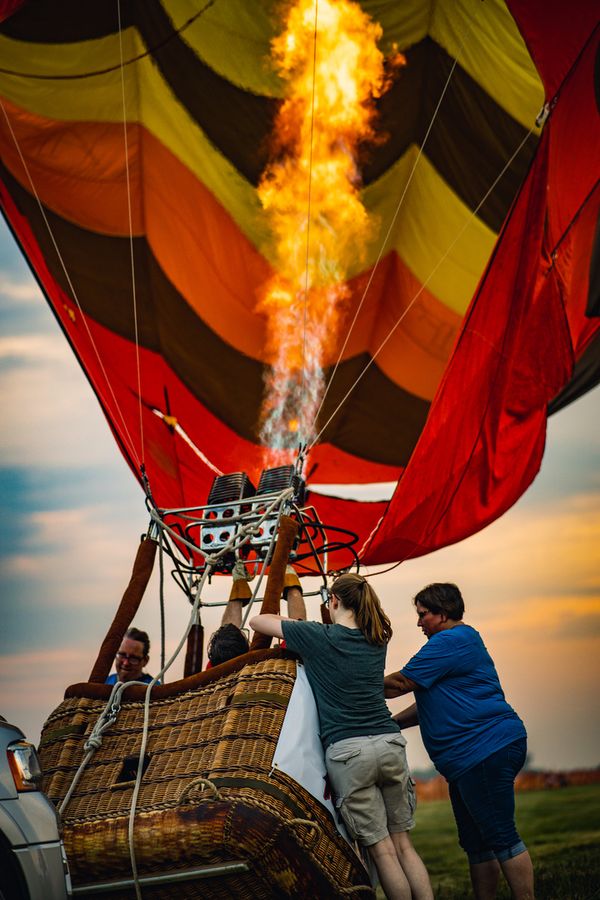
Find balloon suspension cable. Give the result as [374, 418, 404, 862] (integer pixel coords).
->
[300, 0, 319, 415]
[124, 554, 217, 900]
[309, 0, 488, 442]
[117, 0, 146, 464]
[158, 527, 166, 673]
[140, 464, 156, 508]
[148, 486, 296, 568]
[58, 481, 297, 808]
[290, 501, 328, 587]
[295, 443, 307, 481]
[240, 503, 287, 629]
[311, 56, 460, 434]
[59, 476, 360, 900]
[60, 493, 285, 900]
[308, 121, 537, 454]
[0, 97, 142, 470]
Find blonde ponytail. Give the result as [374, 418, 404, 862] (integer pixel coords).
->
[331, 574, 392, 646]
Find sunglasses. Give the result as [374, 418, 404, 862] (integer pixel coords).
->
[116, 651, 144, 664]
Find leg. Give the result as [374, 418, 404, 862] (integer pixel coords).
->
[449, 778, 498, 896]
[453, 739, 531, 899]
[499, 849, 534, 899]
[390, 831, 433, 900]
[367, 836, 411, 900]
[470, 859, 501, 900]
[327, 737, 406, 898]
[378, 736, 433, 899]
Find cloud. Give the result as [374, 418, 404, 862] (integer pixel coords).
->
[1, 502, 147, 604]
[0, 645, 98, 743]
[0, 275, 41, 304]
[0, 333, 70, 363]
[0, 335, 119, 466]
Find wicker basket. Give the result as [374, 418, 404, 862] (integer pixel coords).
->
[38, 651, 373, 898]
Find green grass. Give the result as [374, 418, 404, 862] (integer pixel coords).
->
[378, 784, 600, 899]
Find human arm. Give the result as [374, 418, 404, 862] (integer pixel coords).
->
[391, 702, 419, 729]
[250, 613, 287, 640]
[282, 567, 307, 620]
[384, 670, 419, 698]
[286, 587, 307, 621]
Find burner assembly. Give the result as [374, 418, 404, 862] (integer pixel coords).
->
[198, 466, 304, 565]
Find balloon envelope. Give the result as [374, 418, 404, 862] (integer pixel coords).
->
[0, 0, 598, 566]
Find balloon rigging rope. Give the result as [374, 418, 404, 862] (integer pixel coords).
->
[58, 485, 292, 900]
[126, 558, 214, 900]
[310, 54, 461, 434]
[158, 526, 166, 674]
[125, 495, 286, 900]
[309, 0, 486, 442]
[301, 0, 320, 413]
[147, 486, 294, 565]
[117, 0, 145, 464]
[307, 122, 537, 454]
[0, 96, 142, 470]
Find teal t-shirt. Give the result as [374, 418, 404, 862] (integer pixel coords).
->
[401, 624, 526, 781]
[281, 619, 400, 749]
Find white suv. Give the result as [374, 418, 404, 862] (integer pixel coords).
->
[0, 715, 70, 900]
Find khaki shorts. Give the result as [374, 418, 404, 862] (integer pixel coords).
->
[325, 733, 416, 846]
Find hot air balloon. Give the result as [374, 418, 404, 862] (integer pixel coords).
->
[0, 0, 598, 564]
[0, 0, 598, 897]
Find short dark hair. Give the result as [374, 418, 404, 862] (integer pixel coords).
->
[126, 627, 150, 658]
[414, 583, 465, 620]
[207, 624, 249, 667]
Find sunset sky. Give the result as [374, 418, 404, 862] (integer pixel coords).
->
[0, 217, 598, 774]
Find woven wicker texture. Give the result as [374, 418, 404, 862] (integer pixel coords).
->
[39, 656, 373, 898]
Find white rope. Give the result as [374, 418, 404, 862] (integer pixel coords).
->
[158, 525, 166, 673]
[57, 484, 294, 898]
[311, 57, 462, 434]
[301, 0, 320, 413]
[240, 505, 285, 628]
[58, 682, 123, 815]
[151, 408, 223, 476]
[123, 493, 292, 898]
[117, 0, 145, 461]
[0, 98, 142, 469]
[310, 0, 487, 436]
[126, 559, 214, 900]
[308, 124, 536, 451]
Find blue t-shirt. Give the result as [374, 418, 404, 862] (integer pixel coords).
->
[105, 673, 156, 685]
[282, 620, 400, 749]
[401, 625, 526, 781]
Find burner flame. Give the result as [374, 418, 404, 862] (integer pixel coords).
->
[257, 0, 401, 462]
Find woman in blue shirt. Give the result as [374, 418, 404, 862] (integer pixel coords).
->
[384, 583, 534, 900]
[251, 573, 432, 900]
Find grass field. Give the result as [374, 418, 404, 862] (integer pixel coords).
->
[377, 783, 600, 899]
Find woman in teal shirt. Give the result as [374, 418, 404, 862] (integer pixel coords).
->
[251, 573, 432, 900]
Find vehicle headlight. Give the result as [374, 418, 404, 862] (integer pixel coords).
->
[7, 741, 43, 791]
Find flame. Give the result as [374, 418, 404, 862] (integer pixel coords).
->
[257, 0, 401, 460]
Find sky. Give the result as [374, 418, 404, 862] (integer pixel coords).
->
[0, 217, 598, 774]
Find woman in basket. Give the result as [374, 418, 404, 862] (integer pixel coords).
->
[251, 573, 432, 900]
